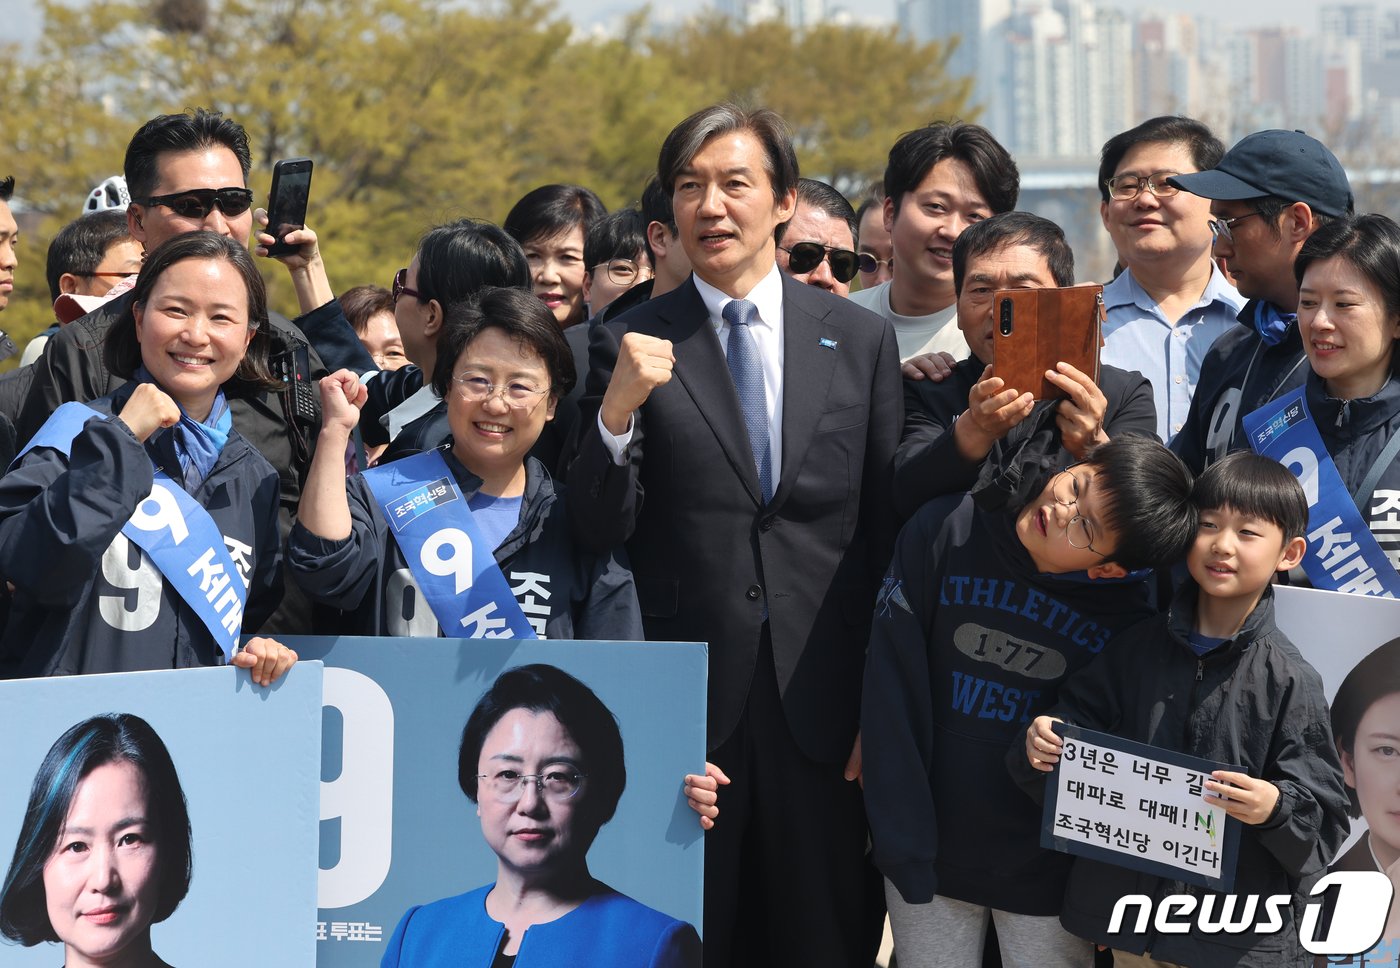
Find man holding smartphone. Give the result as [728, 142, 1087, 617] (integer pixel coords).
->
[892, 213, 1157, 518]
[14, 108, 336, 634]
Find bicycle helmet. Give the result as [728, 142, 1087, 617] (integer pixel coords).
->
[83, 175, 130, 215]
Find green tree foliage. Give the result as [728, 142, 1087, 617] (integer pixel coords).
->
[0, 0, 972, 357]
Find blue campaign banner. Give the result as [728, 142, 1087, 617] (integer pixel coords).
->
[284, 636, 708, 968]
[19, 401, 250, 657]
[362, 450, 537, 639]
[0, 664, 324, 968]
[1243, 387, 1400, 598]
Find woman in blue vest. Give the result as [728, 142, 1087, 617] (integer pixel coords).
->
[0, 232, 295, 682]
[1276, 214, 1400, 591]
[381, 664, 700, 967]
[289, 286, 640, 640]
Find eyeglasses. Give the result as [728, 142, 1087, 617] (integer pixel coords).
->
[142, 188, 254, 220]
[452, 374, 551, 408]
[1207, 211, 1262, 245]
[857, 253, 894, 275]
[1104, 170, 1182, 201]
[1050, 467, 1104, 555]
[391, 267, 421, 303]
[75, 271, 137, 279]
[780, 242, 860, 284]
[476, 769, 586, 803]
[591, 258, 653, 287]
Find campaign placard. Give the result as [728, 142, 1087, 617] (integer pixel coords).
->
[1043, 723, 1238, 891]
[0, 664, 324, 968]
[283, 636, 708, 968]
[1275, 585, 1400, 963]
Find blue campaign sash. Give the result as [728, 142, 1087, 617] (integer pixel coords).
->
[18, 402, 249, 659]
[361, 449, 537, 639]
[1243, 387, 1400, 598]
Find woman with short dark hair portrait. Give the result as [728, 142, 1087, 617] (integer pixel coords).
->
[381, 664, 700, 967]
[0, 713, 192, 968]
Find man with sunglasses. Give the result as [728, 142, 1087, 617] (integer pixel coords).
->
[1164, 129, 1353, 474]
[774, 178, 861, 298]
[1097, 117, 1244, 444]
[13, 108, 334, 634]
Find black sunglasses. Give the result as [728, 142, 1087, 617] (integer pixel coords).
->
[142, 188, 254, 220]
[857, 253, 893, 274]
[392, 267, 422, 303]
[781, 242, 860, 283]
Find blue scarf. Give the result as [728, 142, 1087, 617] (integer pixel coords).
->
[134, 366, 232, 492]
[1252, 301, 1295, 347]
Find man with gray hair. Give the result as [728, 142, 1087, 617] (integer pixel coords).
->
[569, 102, 901, 968]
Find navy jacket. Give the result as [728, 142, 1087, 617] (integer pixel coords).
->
[862, 493, 1156, 913]
[288, 447, 641, 640]
[1007, 583, 1350, 967]
[568, 274, 902, 760]
[1305, 370, 1400, 578]
[1171, 302, 1309, 474]
[0, 384, 283, 676]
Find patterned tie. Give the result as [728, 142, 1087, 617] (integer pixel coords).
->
[722, 298, 773, 502]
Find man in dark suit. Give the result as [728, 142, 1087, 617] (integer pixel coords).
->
[568, 104, 901, 968]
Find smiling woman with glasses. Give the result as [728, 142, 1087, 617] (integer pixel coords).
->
[290, 286, 642, 642]
[376, 664, 700, 967]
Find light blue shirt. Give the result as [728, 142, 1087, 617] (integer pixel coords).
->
[1100, 264, 1245, 443]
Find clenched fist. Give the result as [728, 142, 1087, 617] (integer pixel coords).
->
[601, 332, 675, 435]
[319, 370, 368, 437]
[117, 383, 182, 442]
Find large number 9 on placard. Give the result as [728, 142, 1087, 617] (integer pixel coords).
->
[319, 667, 394, 909]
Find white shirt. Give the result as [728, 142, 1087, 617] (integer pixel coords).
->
[600, 265, 786, 485]
[849, 280, 968, 362]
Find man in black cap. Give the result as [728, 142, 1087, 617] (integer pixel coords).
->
[1166, 129, 1353, 472]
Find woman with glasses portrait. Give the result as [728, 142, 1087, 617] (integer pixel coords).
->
[382, 664, 700, 967]
[289, 286, 641, 641]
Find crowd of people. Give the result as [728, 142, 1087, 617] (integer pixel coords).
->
[0, 98, 1394, 968]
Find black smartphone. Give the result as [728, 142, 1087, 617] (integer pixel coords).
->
[265, 157, 313, 257]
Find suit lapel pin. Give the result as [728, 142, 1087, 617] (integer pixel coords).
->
[819, 337, 838, 350]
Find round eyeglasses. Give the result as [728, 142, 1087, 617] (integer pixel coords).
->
[591, 258, 653, 287]
[451, 374, 551, 409]
[476, 769, 586, 803]
[1050, 468, 1103, 555]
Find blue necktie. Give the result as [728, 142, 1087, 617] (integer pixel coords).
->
[722, 298, 773, 502]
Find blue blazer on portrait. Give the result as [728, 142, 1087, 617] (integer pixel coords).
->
[380, 883, 701, 967]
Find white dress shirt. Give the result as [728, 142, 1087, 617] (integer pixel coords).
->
[600, 265, 786, 485]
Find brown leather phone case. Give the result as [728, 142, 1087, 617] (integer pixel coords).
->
[990, 284, 1105, 400]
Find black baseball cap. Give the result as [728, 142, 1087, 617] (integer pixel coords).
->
[1167, 129, 1353, 218]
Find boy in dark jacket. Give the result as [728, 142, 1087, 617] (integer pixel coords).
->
[862, 434, 1197, 967]
[1016, 451, 1351, 967]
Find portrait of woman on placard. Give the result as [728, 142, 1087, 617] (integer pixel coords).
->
[381, 664, 700, 968]
[0, 713, 192, 968]
[1329, 636, 1400, 946]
